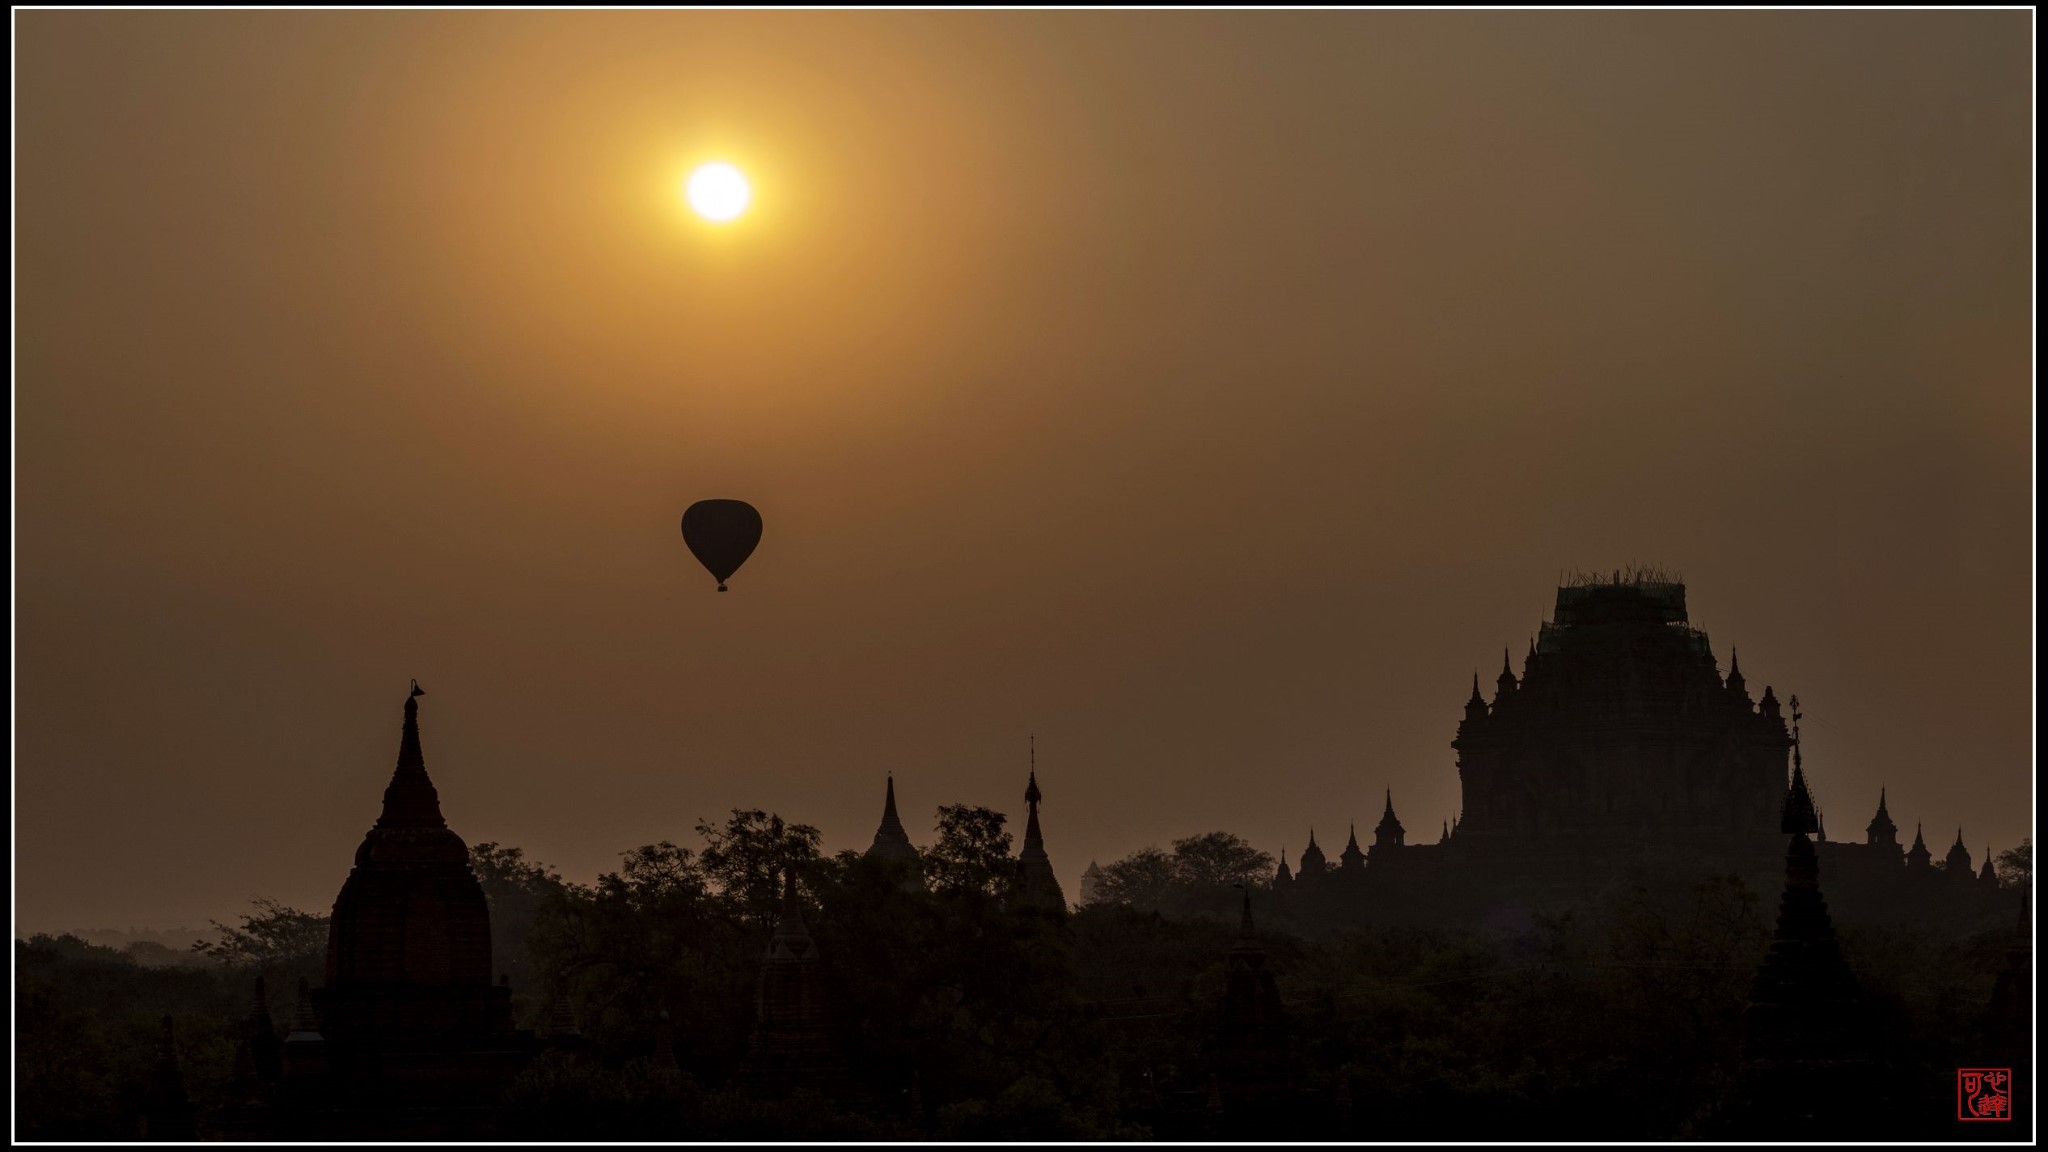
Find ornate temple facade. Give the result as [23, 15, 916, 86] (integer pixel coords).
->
[1274, 574, 2013, 929]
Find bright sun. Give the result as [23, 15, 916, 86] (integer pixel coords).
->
[685, 162, 751, 223]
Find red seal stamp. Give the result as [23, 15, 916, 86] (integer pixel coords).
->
[1957, 1068, 2012, 1121]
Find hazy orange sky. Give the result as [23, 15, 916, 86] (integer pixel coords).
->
[16, 11, 2033, 933]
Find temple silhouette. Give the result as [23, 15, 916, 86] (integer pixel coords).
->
[1268, 571, 2012, 931]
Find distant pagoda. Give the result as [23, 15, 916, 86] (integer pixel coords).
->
[1015, 737, 1067, 911]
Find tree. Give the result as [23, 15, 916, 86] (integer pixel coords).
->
[1093, 847, 1177, 910]
[190, 899, 328, 970]
[695, 810, 823, 928]
[1994, 839, 2031, 888]
[472, 842, 570, 992]
[1169, 831, 1273, 888]
[922, 804, 1014, 896]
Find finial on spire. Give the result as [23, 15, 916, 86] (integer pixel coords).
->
[410, 679, 424, 698]
[1383, 788, 1396, 817]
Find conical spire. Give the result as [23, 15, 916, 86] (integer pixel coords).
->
[1016, 740, 1065, 909]
[1338, 820, 1366, 871]
[377, 681, 446, 830]
[1495, 649, 1518, 699]
[1906, 822, 1932, 868]
[1373, 789, 1406, 850]
[1780, 763, 1820, 836]
[1464, 673, 1488, 721]
[1864, 787, 1898, 848]
[865, 774, 919, 865]
[1944, 830, 1972, 875]
[1238, 886, 1256, 939]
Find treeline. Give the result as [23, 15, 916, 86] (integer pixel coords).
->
[13, 818, 2032, 1140]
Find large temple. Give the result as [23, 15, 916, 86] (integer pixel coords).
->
[220, 685, 535, 1138]
[1272, 573, 2013, 930]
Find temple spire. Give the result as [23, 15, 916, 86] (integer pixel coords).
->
[1464, 673, 1488, 722]
[377, 681, 446, 830]
[865, 774, 920, 870]
[1016, 737, 1064, 908]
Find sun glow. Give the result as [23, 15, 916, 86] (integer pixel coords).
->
[685, 162, 751, 223]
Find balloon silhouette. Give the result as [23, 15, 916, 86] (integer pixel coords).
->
[681, 499, 762, 591]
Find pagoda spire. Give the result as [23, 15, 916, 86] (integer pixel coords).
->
[1905, 823, 1932, 869]
[377, 680, 446, 830]
[1464, 673, 1488, 722]
[1338, 822, 1365, 873]
[1865, 787, 1898, 849]
[1016, 737, 1065, 909]
[865, 774, 920, 874]
[1726, 648, 1751, 703]
[1739, 762, 1870, 1131]
[1944, 829, 1973, 877]
[1373, 789, 1406, 854]
[1494, 649, 1518, 700]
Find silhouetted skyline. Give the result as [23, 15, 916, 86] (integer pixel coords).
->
[16, 10, 2032, 933]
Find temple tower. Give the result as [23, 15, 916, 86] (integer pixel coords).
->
[1943, 830, 1973, 881]
[316, 685, 514, 1051]
[1905, 824, 1932, 870]
[1451, 574, 1790, 860]
[1297, 832, 1328, 884]
[1864, 788, 1898, 851]
[864, 774, 925, 892]
[1735, 722, 1876, 1136]
[1077, 860, 1104, 906]
[743, 870, 844, 1095]
[1016, 737, 1067, 910]
[1216, 889, 1289, 1119]
[1371, 790, 1406, 861]
[1337, 825, 1366, 876]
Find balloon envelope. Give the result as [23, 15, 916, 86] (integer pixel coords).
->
[681, 499, 762, 591]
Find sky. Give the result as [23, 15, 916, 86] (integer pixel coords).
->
[15, 10, 2033, 933]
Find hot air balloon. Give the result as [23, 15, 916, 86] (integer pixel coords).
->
[681, 499, 762, 591]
